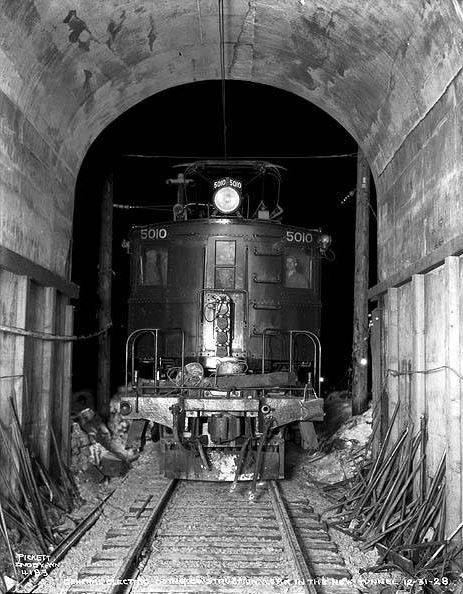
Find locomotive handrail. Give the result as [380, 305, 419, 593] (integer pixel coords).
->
[260, 328, 321, 397]
[125, 328, 185, 409]
[289, 330, 322, 398]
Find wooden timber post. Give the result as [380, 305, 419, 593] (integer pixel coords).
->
[97, 174, 113, 415]
[37, 286, 57, 467]
[445, 256, 462, 540]
[352, 150, 370, 415]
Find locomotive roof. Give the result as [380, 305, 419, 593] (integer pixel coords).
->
[175, 160, 285, 181]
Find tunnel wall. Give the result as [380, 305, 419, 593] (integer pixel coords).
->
[369, 66, 463, 537]
[376, 69, 463, 281]
[0, 268, 73, 470]
[0, 90, 76, 276]
[372, 254, 463, 537]
[0, 16, 78, 472]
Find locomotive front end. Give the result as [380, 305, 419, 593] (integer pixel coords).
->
[119, 162, 330, 491]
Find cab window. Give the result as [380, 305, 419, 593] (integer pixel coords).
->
[140, 247, 168, 286]
[214, 240, 236, 289]
[284, 249, 312, 289]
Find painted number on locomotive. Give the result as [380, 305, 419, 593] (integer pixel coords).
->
[140, 228, 167, 240]
[286, 231, 312, 243]
[213, 178, 242, 190]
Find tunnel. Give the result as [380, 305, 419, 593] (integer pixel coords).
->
[71, 79, 360, 408]
[1, 0, 463, 550]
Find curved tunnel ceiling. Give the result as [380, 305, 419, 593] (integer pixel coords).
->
[1, 0, 462, 179]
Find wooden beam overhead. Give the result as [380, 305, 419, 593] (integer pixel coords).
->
[369, 232, 463, 300]
[0, 246, 79, 299]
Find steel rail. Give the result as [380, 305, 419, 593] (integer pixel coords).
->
[65, 478, 353, 593]
[268, 480, 318, 594]
[105, 478, 178, 594]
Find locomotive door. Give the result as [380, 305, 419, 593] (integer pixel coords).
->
[200, 237, 247, 362]
[247, 238, 284, 371]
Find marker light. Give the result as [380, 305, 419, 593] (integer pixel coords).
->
[318, 234, 332, 251]
[359, 357, 368, 366]
[213, 186, 241, 214]
[120, 401, 132, 415]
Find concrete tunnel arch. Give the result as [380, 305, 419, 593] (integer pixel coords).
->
[1, 1, 463, 532]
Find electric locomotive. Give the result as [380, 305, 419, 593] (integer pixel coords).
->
[119, 161, 331, 494]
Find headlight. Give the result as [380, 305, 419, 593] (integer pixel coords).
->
[120, 401, 132, 416]
[318, 234, 332, 250]
[213, 186, 241, 214]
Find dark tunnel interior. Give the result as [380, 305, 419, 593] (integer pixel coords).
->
[72, 80, 377, 399]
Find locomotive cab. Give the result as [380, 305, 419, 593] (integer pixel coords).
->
[120, 161, 331, 492]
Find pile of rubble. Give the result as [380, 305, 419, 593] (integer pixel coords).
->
[70, 394, 142, 482]
[301, 400, 462, 590]
[302, 405, 373, 485]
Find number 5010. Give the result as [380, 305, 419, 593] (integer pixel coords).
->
[286, 230, 312, 243]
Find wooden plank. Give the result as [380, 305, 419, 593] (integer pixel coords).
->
[38, 287, 56, 468]
[370, 306, 381, 455]
[425, 268, 447, 476]
[412, 275, 426, 421]
[369, 231, 463, 301]
[397, 285, 413, 434]
[0, 272, 20, 416]
[97, 174, 113, 413]
[412, 274, 426, 500]
[12, 275, 29, 426]
[27, 282, 44, 452]
[444, 256, 461, 539]
[0, 245, 79, 299]
[352, 150, 370, 415]
[378, 294, 389, 444]
[61, 303, 74, 467]
[0, 271, 22, 495]
[385, 288, 399, 443]
[216, 371, 297, 389]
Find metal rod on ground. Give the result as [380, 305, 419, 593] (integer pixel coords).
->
[352, 403, 401, 516]
[49, 425, 73, 509]
[0, 469, 38, 548]
[14, 490, 115, 593]
[366, 433, 418, 533]
[419, 415, 427, 503]
[0, 499, 18, 580]
[8, 403, 53, 539]
[408, 451, 446, 545]
[359, 427, 409, 514]
[0, 424, 47, 551]
[367, 401, 400, 480]
[379, 455, 424, 533]
[32, 455, 66, 510]
[351, 149, 370, 415]
[422, 519, 463, 569]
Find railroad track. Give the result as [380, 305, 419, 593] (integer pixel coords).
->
[66, 480, 356, 594]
